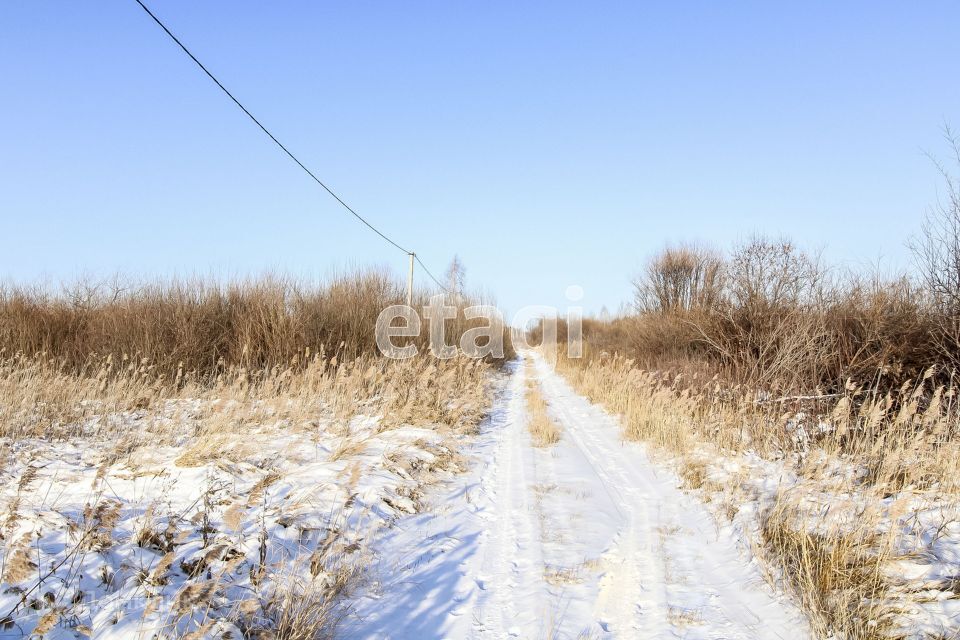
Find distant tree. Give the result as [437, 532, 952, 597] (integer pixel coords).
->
[910, 126, 960, 369]
[633, 244, 723, 313]
[446, 255, 466, 300]
[726, 236, 819, 311]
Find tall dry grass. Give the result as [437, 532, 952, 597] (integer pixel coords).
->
[558, 352, 960, 486]
[0, 342, 496, 636]
[0, 270, 513, 382]
[0, 348, 494, 445]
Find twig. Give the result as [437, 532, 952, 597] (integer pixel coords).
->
[756, 393, 842, 405]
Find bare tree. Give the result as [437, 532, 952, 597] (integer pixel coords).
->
[726, 236, 820, 310]
[910, 126, 960, 368]
[703, 236, 829, 391]
[633, 244, 723, 313]
[445, 255, 467, 301]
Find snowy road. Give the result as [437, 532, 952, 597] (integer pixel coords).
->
[349, 353, 810, 639]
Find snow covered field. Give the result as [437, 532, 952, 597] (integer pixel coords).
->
[5, 351, 959, 639]
[0, 355, 491, 638]
[0, 412, 476, 638]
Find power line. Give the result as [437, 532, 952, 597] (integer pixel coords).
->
[132, 0, 451, 289]
[415, 253, 449, 291]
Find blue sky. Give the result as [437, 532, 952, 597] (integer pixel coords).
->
[2, 2, 958, 316]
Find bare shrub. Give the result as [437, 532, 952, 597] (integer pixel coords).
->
[726, 236, 820, 310]
[822, 273, 935, 383]
[580, 230, 953, 395]
[633, 243, 724, 314]
[698, 237, 828, 391]
[445, 254, 467, 301]
[0, 271, 513, 382]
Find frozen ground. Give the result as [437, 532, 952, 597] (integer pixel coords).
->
[0, 406, 471, 638]
[350, 353, 810, 639]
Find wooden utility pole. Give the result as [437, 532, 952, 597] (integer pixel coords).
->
[407, 252, 415, 307]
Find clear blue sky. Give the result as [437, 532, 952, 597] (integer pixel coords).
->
[2, 2, 958, 317]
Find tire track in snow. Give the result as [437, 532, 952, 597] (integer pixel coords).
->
[529, 359, 669, 637]
[471, 361, 551, 638]
[531, 352, 808, 639]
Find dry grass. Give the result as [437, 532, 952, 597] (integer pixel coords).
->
[0, 271, 514, 381]
[238, 561, 356, 640]
[525, 366, 561, 447]
[0, 349, 493, 445]
[0, 271, 400, 377]
[761, 497, 897, 640]
[0, 341, 495, 636]
[558, 353, 960, 488]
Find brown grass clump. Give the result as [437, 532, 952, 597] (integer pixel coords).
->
[911, 127, 960, 372]
[525, 368, 561, 447]
[1, 535, 37, 584]
[241, 566, 355, 640]
[761, 495, 899, 640]
[81, 499, 123, 551]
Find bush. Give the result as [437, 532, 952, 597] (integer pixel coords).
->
[0, 271, 512, 381]
[580, 233, 950, 394]
[633, 243, 723, 314]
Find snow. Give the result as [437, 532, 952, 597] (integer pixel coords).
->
[0, 406, 467, 638]
[350, 353, 810, 638]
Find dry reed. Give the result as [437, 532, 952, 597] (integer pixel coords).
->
[0, 271, 514, 382]
[525, 364, 561, 447]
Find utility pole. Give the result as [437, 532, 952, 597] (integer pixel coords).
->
[407, 252, 415, 307]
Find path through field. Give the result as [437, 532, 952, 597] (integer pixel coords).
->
[349, 352, 809, 639]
